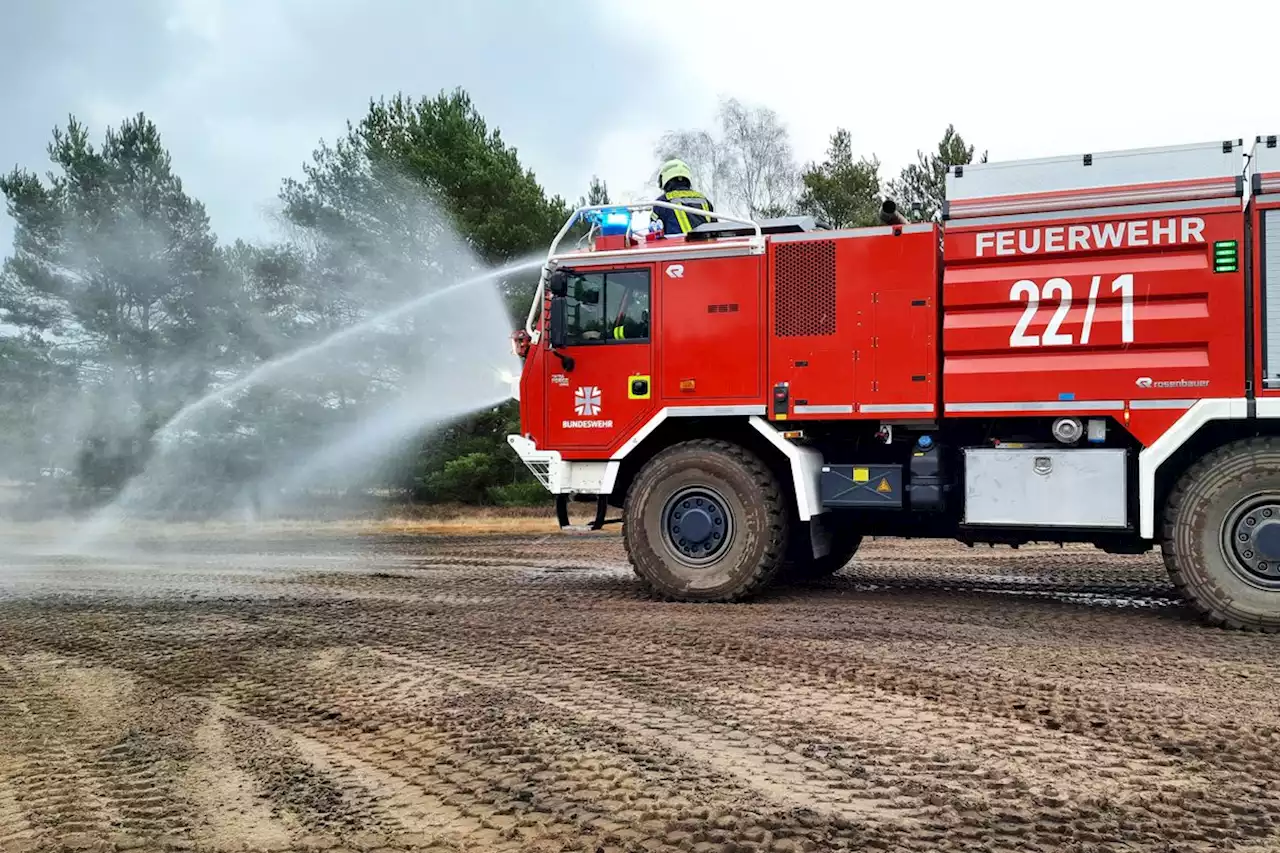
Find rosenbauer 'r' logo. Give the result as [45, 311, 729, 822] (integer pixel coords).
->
[665, 264, 684, 278]
[1136, 377, 1154, 388]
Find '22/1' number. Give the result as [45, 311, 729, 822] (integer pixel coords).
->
[1009, 273, 1134, 348]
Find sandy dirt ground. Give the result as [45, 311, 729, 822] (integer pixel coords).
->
[1, 528, 1279, 853]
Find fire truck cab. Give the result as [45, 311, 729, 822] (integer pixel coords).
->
[508, 136, 1280, 631]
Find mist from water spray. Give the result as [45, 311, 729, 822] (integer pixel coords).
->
[0, 126, 562, 559]
[152, 255, 542, 447]
[72, 251, 543, 549]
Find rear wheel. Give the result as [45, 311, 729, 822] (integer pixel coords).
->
[1162, 437, 1280, 631]
[623, 439, 788, 601]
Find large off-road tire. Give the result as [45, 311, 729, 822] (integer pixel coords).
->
[623, 439, 788, 602]
[1162, 437, 1280, 631]
[783, 527, 862, 581]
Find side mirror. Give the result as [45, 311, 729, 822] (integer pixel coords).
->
[549, 296, 568, 349]
[548, 269, 569, 297]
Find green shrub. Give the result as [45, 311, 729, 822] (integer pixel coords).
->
[486, 480, 552, 507]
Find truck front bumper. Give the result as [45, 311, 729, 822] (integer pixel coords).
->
[506, 435, 619, 496]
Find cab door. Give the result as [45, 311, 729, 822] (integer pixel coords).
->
[545, 265, 656, 456]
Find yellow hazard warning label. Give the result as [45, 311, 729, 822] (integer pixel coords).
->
[876, 477, 892, 493]
[853, 468, 869, 483]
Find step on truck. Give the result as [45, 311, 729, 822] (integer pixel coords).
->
[506, 135, 1280, 631]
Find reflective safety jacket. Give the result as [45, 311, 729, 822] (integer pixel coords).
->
[609, 317, 648, 341]
[652, 188, 714, 235]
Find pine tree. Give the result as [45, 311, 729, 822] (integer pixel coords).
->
[797, 129, 882, 228]
[888, 125, 988, 222]
[0, 113, 232, 489]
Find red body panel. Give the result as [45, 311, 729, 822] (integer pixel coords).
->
[659, 254, 766, 403]
[765, 228, 939, 419]
[543, 338, 656, 456]
[864, 232, 939, 414]
[518, 337, 547, 440]
[522, 253, 771, 461]
[523, 202, 1249, 459]
[538, 262, 660, 460]
[765, 238, 860, 418]
[942, 208, 1246, 415]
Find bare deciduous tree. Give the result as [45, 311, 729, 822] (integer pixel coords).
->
[654, 128, 729, 204]
[655, 97, 800, 219]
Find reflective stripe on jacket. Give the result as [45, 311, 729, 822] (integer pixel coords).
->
[653, 188, 713, 234]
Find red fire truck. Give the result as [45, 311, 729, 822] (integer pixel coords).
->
[507, 136, 1280, 631]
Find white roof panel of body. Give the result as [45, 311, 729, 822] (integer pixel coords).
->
[1250, 135, 1280, 197]
[945, 139, 1244, 220]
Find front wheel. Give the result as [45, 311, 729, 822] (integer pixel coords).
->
[1162, 437, 1280, 631]
[623, 439, 788, 602]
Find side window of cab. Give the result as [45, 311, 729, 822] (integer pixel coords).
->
[565, 269, 650, 344]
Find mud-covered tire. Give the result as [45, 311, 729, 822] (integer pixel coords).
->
[1162, 437, 1280, 632]
[623, 439, 788, 602]
[784, 529, 862, 581]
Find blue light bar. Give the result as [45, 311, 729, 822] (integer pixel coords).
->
[598, 207, 631, 236]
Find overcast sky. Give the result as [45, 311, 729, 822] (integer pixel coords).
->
[3, 0, 1278, 256]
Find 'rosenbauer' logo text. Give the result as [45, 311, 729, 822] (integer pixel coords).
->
[1135, 376, 1210, 389]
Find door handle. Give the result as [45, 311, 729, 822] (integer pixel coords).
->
[628, 375, 651, 400]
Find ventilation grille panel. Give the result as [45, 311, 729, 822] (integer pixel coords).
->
[774, 240, 836, 337]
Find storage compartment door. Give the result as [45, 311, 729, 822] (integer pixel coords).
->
[1265, 209, 1280, 387]
[963, 448, 1127, 528]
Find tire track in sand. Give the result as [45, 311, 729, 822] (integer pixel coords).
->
[215, 645, 894, 851]
[373, 614, 1280, 850]
[184, 703, 294, 851]
[0, 775, 37, 852]
[0, 656, 116, 843]
[373, 648, 925, 829]
[4, 532, 1280, 853]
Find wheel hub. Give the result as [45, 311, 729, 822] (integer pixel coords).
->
[662, 487, 732, 566]
[1226, 500, 1280, 586]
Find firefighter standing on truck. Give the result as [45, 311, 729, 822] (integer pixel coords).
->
[652, 158, 714, 236]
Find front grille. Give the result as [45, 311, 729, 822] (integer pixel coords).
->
[523, 459, 552, 489]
